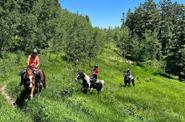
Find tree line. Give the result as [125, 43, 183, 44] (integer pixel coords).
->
[114, 0, 185, 80]
[1, 0, 185, 80]
[0, 0, 105, 61]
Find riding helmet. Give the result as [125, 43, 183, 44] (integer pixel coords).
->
[32, 48, 37, 54]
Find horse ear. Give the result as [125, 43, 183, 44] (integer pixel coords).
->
[79, 72, 83, 75]
[77, 72, 81, 76]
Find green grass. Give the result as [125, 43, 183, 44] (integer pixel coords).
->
[0, 95, 32, 122]
[0, 43, 185, 122]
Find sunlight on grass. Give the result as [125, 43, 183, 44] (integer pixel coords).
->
[0, 44, 185, 122]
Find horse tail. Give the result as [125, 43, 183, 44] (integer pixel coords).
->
[101, 80, 104, 85]
[100, 80, 104, 91]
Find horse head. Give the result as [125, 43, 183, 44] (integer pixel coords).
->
[76, 72, 91, 92]
[26, 68, 35, 88]
[24, 68, 36, 99]
[76, 72, 85, 81]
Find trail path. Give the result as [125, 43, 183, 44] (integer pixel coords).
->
[0, 82, 14, 106]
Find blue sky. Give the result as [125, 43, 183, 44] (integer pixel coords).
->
[59, 0, 185, 28]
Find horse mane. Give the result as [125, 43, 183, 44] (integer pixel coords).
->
[26, 68, 34, 77]
[83, 73, 90, 82]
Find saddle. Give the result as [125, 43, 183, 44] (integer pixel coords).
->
[90, 77, 97, 84]
[125, 74, 133, 81]
[20, 68, 42, 86]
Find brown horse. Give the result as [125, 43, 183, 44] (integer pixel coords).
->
[23, 68, 46, 99]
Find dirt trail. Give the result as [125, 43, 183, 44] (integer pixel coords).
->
[0, 83, 15, 106]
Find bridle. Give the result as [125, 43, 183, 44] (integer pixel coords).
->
[26, 68, 35, 88]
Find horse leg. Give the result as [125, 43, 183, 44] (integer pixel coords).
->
[89, 87, 93, 94]
[97, 90, 100, 94]
[124, 80, 127, 87]
[97, 86, 101, 94]
[43, 80, 46, 88]
[36, 80, 42, 93]
[98, 83, 102, 93]
[81, 87, 84, 92]
[39, 85, 42, 93]
[128, 81, 131, 87]
[30, 86, 35, 100]
[84, 88, 88, 94]
[82, 87, 88, 94]
[132, 79, 135, 86]
[24, 86, 30, 99]
[26, 89, 30, 99]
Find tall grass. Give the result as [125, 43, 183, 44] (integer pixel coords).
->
[0, 44, 185, 122]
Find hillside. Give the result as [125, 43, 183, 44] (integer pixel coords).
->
[0, 43, 185, 122]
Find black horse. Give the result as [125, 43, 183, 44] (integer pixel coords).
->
[76, 72, 104, 94]
[124, 74, 135, 87]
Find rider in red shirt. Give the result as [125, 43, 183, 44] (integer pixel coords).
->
[20, 49, 41, 86]
[92, 65, 99, 79]
[27, 49, 40, 70]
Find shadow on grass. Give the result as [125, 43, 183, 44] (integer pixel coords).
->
[120, 82, 135, 87]
[153, 72, 176, 80]
[13, 90, 28, 109]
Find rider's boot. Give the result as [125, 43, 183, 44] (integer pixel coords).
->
[34, 69, 42, 86]
[39, 80, 43, 85]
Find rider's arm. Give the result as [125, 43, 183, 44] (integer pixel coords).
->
[95, 68, 99, 75]
[35, 56, 40, 68]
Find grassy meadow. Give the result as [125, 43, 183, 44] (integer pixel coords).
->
[0, 44, 185, 122]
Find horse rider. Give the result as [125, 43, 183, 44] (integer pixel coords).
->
[75, 57, 79, 66]
[91, 64, 99, 84]
[125, 69, 133, 81]
[20, 48, 42, 86]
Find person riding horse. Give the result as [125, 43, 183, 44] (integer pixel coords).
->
[20, 48, 42, 86]
[124, 69, 135, 87]
[90, 65, 99, 84]
[125, 69, 133, 81]
[76, 72, 104, 94]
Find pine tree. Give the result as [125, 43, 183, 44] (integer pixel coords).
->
[165, 3, 185, 80]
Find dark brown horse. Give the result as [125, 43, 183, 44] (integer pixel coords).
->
[23, 68, 46, 99]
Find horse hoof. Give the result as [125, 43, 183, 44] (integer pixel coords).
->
[30, 95, 33, 100]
